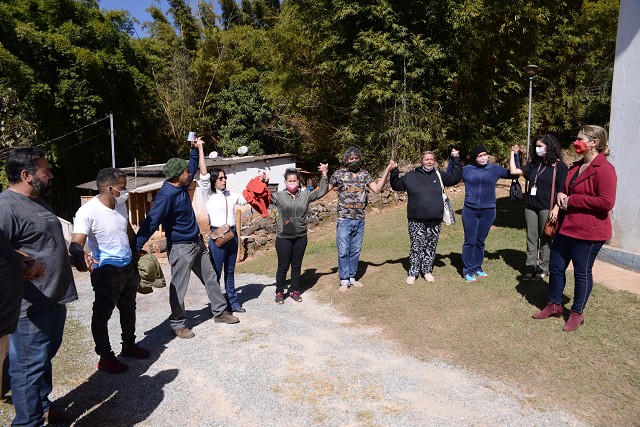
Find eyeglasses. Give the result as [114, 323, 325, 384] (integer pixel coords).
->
[217, 176, 227, 181]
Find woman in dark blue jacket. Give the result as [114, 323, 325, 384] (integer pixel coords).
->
[390, 149, 462, 284]
[461, 145, 516, 282]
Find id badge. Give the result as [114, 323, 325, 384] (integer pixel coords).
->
[530, 186, 537, 196]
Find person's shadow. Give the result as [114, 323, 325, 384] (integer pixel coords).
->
[235, 281, 275, 304]
[515, 276, 571, 318]
[53, 306, 214, 426]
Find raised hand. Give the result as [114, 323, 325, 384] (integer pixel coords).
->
[451, 149, 460, 157]
[318, 162, 329, 176]
[387, 159, 398, 171]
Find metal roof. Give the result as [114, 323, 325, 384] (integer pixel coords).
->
[76, 153, 295, 192]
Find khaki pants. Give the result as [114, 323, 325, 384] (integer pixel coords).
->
[0, 334, 8, 396]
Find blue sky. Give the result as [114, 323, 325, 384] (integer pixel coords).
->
[99, 0, 171, 35]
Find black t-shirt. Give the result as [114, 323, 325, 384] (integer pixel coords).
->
[522, 161, 569, 210]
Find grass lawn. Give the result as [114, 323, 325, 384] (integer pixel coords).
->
[237, 185, 640, 425]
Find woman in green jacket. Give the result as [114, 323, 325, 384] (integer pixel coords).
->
[272, 164, 329, 304]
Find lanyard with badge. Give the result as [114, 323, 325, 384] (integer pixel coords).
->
[529, 164, 546, 197]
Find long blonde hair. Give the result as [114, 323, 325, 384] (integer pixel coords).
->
[580, 125, 610, 156]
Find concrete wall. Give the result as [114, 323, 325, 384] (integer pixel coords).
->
[604, 0, 640, 269]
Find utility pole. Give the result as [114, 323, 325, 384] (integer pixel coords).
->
[523, 65, 540, 162]
[109, 112, 115, 167]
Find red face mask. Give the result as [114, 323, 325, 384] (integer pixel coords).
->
[573, 139, 589, 155]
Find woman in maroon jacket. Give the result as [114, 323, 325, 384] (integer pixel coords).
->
[532, 125, 617, 331]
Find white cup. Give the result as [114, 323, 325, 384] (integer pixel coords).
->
[187, 131, 195, 142]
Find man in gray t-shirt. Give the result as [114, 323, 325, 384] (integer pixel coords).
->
[0, 147, 77, 426]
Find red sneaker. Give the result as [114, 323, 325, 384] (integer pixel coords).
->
[120, 343, 150, 359]
[98, 352, 129, 374]
[275, 292, 285, 304]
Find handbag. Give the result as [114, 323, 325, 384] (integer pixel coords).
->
[509, 178, 523, 201]
[211, 196, 235, 247]
[435, 171, 455, 225]
[543, 164, 558, 238]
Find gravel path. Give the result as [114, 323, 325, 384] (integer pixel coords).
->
[53, 265, 583, 426]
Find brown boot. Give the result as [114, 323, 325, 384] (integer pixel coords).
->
[562, 310, 585, 332]
[532, 303, 563, 319]
[214, 310, 239, 324]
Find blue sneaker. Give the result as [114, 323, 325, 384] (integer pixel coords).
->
[465, 274, 477, 282]
[476, 270, 488, 279]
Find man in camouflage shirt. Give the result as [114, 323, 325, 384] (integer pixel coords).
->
[329, 147, 395, 292]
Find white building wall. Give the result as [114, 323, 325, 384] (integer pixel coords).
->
[220, 156, 295, 193]
[604, 0, 640, 268]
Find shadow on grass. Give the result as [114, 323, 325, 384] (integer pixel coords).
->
[485, 248, 526, 272]
[515, 278, 572, 316]
[53, 306, 216, 426]
[298, 266, 338, 293]
[357, 257, 410, 277]
[494, 196, 526, 230]
[437, 252, 464, 276]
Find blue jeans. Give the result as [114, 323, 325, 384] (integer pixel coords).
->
[209, 227, 240, 310]
[461, 206, 496, 276]
[548, 233, 604, 313]
[336, 218, 365, 283]
[9, 304, 67, 427]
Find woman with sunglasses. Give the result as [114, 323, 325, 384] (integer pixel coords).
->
[196, 140, 267, 313]
[532, 125, 617, 332]
[271, 164, 329, 304]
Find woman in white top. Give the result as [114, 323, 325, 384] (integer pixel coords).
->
[196, 140, 255, 313]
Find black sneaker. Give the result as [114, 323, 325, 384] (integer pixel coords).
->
[275, 292, 285, 304]
[98, 352, 129, 374]
[290, 291, 302, 302]
[120, 343, 150, 359]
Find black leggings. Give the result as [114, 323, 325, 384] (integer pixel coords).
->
[275, 235, 308, 294]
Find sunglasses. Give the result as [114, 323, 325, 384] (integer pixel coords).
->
[217, 176, 227, 181]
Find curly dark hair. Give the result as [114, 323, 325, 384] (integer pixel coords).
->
[528, 134, 563, 165]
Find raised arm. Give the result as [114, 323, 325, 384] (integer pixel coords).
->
[389, 160, 405, 192]
[187, 143, 199, 185]
[197, 137, 207, 177]
[442, 150, 462, 186]
[509, 145, 523, 175]
[309, 163, 329, 202]
[368, 160, 396, 194]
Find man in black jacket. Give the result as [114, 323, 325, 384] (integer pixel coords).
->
[390, 149, 461, 284]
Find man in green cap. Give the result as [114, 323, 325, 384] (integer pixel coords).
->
[135, 138, 239, 339]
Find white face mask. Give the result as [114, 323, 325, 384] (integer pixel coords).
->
[535, 147, 546, 157]
[114, 189, 129, 204]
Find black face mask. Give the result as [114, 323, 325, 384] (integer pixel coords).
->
[347, 160, 362, 171]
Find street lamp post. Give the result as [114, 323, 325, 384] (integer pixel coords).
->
[524, 64, 540, 162]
